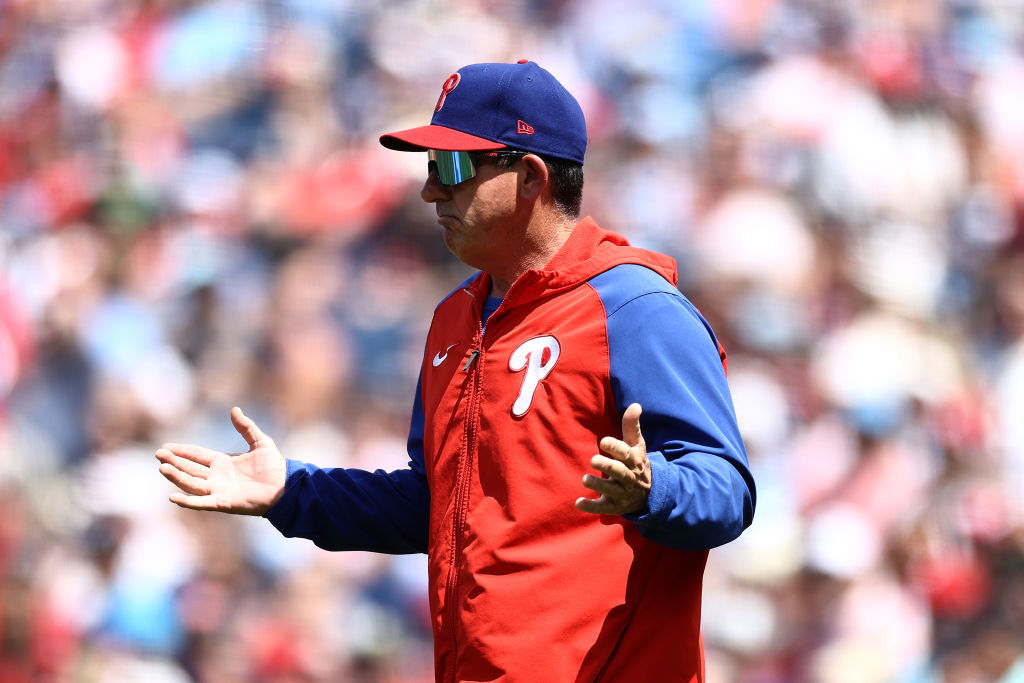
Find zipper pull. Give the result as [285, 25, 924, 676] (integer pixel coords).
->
[462, 349, 481, 372]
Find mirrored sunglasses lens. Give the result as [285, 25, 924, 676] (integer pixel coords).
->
[427, 150, 475, 186]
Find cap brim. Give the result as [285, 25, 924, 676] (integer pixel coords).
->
[379, 124, 508, 153]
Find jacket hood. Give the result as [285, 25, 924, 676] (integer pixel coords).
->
[469, 217, 678, 306]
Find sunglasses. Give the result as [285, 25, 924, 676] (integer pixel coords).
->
[427, 149, 527, 187]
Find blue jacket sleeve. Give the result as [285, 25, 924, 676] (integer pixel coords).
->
[263, 375, 430, 554]
[591, 265, 755, 550]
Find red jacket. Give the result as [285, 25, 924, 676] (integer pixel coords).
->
[418, 218, 748, 681]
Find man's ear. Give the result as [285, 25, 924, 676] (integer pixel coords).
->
[518, 154, 549, 203]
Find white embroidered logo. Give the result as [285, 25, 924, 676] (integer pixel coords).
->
[509, 336, 560, 417]
[432, 343, 457, 367]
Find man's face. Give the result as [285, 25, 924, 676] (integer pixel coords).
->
[420, 152, 522, 273]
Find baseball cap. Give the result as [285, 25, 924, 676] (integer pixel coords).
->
[379, 60, 587, 165]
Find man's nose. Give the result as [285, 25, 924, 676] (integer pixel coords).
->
[420, 171, 451, 203]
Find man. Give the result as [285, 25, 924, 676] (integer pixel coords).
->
[156, 60, 755, 682]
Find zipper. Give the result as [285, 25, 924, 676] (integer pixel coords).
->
[461, 349, 481, 371]
[444, 332, 484, 682]
[444, 280, 504, 681]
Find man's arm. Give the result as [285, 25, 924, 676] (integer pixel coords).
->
[157, 380, 431, 555]
[264, 459, 429, 554]
[580, 265, 756, 550]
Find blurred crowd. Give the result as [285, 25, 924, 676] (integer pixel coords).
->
[2, 0, 1024, 681]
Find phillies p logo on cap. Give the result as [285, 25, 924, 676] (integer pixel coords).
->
[435, 73, 460, 113]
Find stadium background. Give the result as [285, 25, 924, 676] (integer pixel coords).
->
[1, 0, 1024, 680]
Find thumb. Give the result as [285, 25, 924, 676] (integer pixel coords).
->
[231, 406, 270, 450]
[622, 403, 644, 448]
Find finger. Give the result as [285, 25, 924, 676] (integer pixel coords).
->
[599, 436, 634, 468]
[155, 449, 210, 479]
[169, 491, 221, 511]
[158, 443, 219, 467]
[621, 403, 644, 448]
[159, 463, 212, 496]
[582, 473, 624, 497]
[589, 455, 633, 485]
[575, 495, 619, 515]
[231, 407, 269, 450]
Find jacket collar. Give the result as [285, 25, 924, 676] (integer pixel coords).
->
[467, 217, 678, 306]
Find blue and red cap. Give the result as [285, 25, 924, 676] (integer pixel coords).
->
[379, 60, 587, 165]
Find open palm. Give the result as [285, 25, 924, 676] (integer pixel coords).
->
[156, 407, 287, 516]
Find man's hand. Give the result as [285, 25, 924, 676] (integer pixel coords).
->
[155, 407, 287, 516]
[575, 403, 652, 516]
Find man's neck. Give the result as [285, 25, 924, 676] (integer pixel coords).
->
[488, 214, 577, 298]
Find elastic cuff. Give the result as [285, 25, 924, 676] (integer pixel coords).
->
[263, 458, 306, 520]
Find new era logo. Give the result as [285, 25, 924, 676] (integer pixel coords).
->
[517, 120, 535, 135]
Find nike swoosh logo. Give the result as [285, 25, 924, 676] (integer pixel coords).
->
[432, 344, 458, 367]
